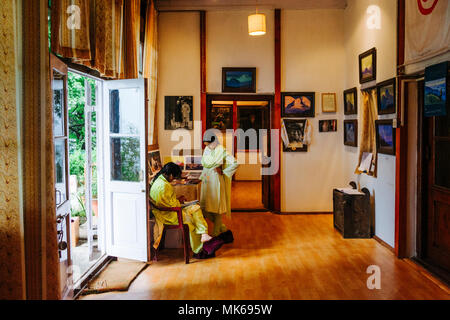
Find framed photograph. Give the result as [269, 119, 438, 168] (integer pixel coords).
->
[319, 120, 337, 132]
[344, 120, 358, 147]
[359, 48, 377, 84]
[210, 105, 233, 130]
[281, 92, 315, 118]
[185, 156, 203, 171]
[148, 150, 162, 180]
[322, 93, 337, 113]
[281, 119, 308, 152]
[375, 120, 396, 155]
[377, 78, 396, 115]
[343, 87, 358, 115]
[222, 67, 256, 93]
[165, 96, 193, 130]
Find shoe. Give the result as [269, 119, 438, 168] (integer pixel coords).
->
[193, 250, 216, 259]
[218, 230, 234, 244]
[202, 237, 225, 255]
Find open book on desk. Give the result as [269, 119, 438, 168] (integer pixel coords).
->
[181, 200, 200, 208]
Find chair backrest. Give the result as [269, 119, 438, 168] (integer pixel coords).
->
[148, 198, 184, 228]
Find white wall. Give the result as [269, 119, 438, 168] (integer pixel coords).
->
[343, 0, 398, 247]
[281, 9, 347, 212]
[157, 12, 201, 160]
[206, 10, 275, 93]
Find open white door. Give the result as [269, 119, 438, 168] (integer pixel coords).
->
[103, 79, 147, 261]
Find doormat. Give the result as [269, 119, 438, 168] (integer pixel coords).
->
[82, 259, 148, 295]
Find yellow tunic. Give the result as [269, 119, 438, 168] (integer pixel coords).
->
[200, 144, 238, 235]
[150, 175, 208, 254]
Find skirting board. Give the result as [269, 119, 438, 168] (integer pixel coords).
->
[273, 211, 333, 215]
[373, 235, 395, 253]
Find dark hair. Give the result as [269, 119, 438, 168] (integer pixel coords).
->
[151, 162, 182, 187]
[203, 132, 217, 143]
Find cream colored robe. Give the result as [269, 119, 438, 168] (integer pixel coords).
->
[200, 144, 238, 217]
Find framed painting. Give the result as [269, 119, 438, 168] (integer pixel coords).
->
[344, 120, 358, 147]
[281, 92, 315, 118]
[165, 96, 193, 130]
[343, 87, 358, 115]
[281, 119, 308, 152]
[148, 150, 162, 180]
[375, 120, 396, 155]
[210, 105, 233, 130]
[359, 48, 377, 84]
[222, 67, 256, 93]
[322, 93, 337, 113]
[377, 78, 396, 115]
[319, 120, 337, 132]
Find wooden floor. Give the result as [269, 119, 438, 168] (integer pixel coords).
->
[231, 181, 264, 210]
[81, 213, 449, 300]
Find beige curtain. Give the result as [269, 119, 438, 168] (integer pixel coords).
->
[122, 0, 141, 79]
[144, 0, 158, 146]
[94, 0, 124, 78]
[355, 89, 378, 177]
[51, 0, 92, 61]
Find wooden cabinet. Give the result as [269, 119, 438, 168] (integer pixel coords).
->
[333, 187, 372, 239]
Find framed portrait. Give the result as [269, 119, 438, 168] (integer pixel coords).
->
[148, 150, 162, 180]
[281, 92, 315, 118]
[222, 67, 256, 93]
[377, 78, 396, 115]
[165, 96, 193, 130]
[359, 48, 377, 84]
[375, 120, 396, 155]
[281, 119, 308, 152]
[344, 120, 358, 147]
[322, 93, 337, 113]
[210, 105, 233, 130]
[319, 120, 337, 132]
[185, 156, 203, 171]
[343, 87, 358, 115]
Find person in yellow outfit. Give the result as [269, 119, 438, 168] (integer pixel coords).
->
[200, 133, 239, 242]
[150, 162, 215, 259]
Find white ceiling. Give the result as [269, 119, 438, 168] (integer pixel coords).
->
[156, 0, 348, 11]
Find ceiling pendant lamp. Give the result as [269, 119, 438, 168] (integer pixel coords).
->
[248, 9, 266, 36]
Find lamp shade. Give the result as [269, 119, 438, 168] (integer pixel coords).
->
[248, 13, 266, 36]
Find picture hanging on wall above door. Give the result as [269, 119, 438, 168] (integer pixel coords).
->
[281, 92, 315, 118]
[165, 96, 194, 130]
[222, 67, 256, 93]
[359, 47, 377, 84]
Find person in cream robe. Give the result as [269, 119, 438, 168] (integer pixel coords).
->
[200, 134, 239, 239]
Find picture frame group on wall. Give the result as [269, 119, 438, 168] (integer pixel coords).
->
[281, 92, 315, 118]
[222, 67, 256, 93]
[375, 120, 396, 155]
[359, 47, 377, 84]
[344, 120, 358, 147]
[321, 93, 337, 113]
[377, 78, 396, 115]
[343, 87, 358, 115]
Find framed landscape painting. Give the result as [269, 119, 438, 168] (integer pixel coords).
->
[344, 87, 357, 115]
[359, 48, 377, 84]
[222, 67, 256, 93]
[377, 78, 396, 115]
[344, 120, 358, 147]
[281, 92, 315, 118]
[375, 120, 396, 155]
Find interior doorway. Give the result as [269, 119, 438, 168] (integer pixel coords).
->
[417, 76, 450, 284]
[206, 94, 273, 211]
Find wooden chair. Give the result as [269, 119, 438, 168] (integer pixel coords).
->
[149, 200, 190, 264]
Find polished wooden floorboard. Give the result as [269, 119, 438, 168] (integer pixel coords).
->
[231, 181, 264, 210]
[81, 213, 450, 300]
